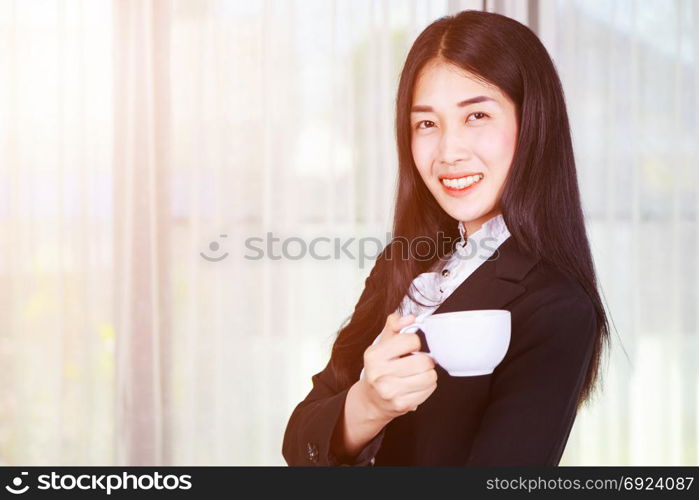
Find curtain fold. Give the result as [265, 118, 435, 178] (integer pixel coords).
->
[112, 0, 172, 465]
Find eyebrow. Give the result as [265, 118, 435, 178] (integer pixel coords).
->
[411, 95, 497, 113]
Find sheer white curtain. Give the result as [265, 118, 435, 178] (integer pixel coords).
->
[0, 0, 487, 466]
[0, 0, 115, 464]
[1, 0, 695, 466]
[537, 0, 699, 465]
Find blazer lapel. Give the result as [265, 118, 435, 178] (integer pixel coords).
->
[432, 236, 541, 314]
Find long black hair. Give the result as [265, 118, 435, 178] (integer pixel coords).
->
[329, 10, 609, 411]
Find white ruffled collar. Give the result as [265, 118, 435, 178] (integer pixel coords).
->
[456, 213, 510, 254]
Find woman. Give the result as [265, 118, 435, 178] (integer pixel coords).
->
[282, 9, 609, 466]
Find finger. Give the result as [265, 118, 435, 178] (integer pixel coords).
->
[379, 313, 415, 342]
[374, 331, 422, 359]
[390, 313, 416, 333]
[387, 368, 438, 395]
[399, 384, 438, 412]
[385, 352, 435, 377]
[367, 350, 432, 381]
[377, 313, 399, 342]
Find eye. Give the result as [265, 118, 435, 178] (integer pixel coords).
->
[467, 111, 489, 122]
[415, 120, 436, 130]
[414, 113, 487, 131]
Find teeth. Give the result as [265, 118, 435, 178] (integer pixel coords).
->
[441, 174, 483, 189]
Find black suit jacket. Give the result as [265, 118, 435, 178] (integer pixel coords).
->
[282, 235, 597, 466]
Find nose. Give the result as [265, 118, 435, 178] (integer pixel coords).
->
[437, 125, 470, 166]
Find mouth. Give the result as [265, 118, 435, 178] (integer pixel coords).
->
[439, 173, 484, 195]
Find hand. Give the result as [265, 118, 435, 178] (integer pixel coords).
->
[358, 313, 438, 421]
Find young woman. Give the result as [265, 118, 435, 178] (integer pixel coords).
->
[282, 9, 609, 466]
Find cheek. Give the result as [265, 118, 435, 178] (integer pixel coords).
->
[477, 128, 517, 168]
[411, 137, 434, 177]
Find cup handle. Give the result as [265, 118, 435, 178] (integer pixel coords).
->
[398, 322, 432, 356]
[399, 322, 424, 334]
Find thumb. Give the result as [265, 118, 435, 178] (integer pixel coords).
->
[381, 313, 416, 340]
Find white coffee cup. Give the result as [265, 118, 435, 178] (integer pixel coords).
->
[399, 309, 511, 377]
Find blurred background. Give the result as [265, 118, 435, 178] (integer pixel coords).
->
[0, 0, 697, 465]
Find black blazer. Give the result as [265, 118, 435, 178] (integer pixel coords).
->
[282, 235, 597, 466]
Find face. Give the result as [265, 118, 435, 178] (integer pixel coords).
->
[410, 59, 519, 236]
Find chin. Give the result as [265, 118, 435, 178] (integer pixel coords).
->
[441, 202, 490, 224]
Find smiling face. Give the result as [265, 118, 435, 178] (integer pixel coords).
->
[410, 59, 519, 236]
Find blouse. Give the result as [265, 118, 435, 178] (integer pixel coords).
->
[359, 213, 511, 380]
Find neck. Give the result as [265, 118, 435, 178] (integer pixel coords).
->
[462, 210, 501, 238]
